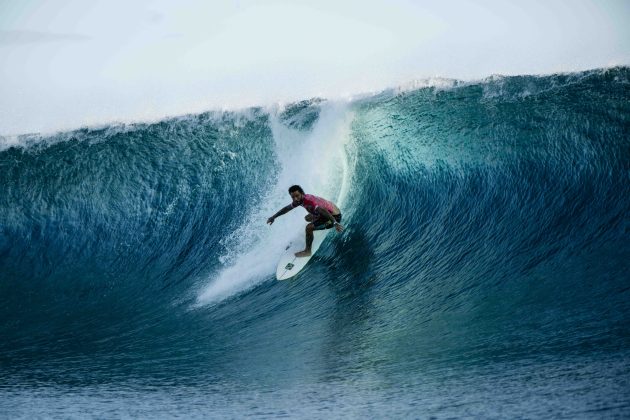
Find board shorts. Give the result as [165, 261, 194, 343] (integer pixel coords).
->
[313, 214, 342, 231]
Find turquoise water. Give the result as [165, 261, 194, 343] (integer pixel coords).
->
[1, 67, 629, 418]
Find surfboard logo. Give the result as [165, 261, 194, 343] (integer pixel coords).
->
[285, 263, 294, 270]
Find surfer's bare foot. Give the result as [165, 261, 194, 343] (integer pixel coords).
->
[295, 250, 311, 257]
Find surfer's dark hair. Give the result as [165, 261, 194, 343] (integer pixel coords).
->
[289, 185, 304, 194]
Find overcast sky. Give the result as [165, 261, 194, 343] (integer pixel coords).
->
[1, 0, 628, 135]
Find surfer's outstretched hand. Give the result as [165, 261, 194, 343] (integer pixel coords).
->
[335, 223, 344, 233]
[267, 217, 274, 225]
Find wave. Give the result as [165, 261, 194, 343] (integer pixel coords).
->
[1, 67, 629, 416]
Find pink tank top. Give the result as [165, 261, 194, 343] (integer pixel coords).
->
[291, 194, 336, 215]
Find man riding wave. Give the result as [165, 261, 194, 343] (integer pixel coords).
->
[267, 185, 344, 257]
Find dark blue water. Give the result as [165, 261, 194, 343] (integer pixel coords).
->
[1, 67, 629, 418]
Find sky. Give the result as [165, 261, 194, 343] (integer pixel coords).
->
[0, 0, 629, 135]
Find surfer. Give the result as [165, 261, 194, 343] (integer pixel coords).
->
[267, 185, 344, 257]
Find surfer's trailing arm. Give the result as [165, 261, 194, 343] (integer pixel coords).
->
[267, 205, 292, 225]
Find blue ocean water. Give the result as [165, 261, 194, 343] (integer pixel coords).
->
[1, 67, 629, 418]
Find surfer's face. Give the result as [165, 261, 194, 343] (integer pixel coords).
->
[290, 190, 304, 205]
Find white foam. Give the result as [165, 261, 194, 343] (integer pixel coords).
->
[195, 101, 354, 306]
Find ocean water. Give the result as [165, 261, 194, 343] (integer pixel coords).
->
[1, 67, 629, 418]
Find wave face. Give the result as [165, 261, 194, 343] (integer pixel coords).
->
[1, 68, 629, 418]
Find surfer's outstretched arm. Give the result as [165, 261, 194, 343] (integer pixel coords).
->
[267, 204, 293, 225]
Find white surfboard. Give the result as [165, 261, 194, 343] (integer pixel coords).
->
[276, 229, 330, 280]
